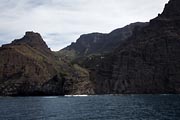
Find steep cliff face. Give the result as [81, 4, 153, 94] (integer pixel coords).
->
[58, 22, 147, 60]
[84, 0, 180, 94]
[0, 32, 94, 95]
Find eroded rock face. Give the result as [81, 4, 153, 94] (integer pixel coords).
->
[84, 0, 180, 94]
[0, 32, 94, 96]
[63, 64, 95, 95]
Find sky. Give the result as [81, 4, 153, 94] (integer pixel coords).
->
[0, 0, 169, 51]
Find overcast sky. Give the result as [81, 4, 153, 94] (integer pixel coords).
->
[0, 0, 169, 51]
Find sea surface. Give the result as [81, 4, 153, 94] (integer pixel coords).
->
[0, 95, 180, 120]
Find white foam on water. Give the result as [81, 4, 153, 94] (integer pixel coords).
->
[65, 95, 88, 97]
[43, 96, 58, 98]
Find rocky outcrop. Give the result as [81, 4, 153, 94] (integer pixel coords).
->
[0, 32, 94, 96]
[58, 22, 148, 60]
[63, 64, 95, 95]
[82, 0, 180, 94]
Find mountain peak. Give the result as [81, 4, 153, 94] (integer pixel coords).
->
[12, 31, 50, 52]
[12, 31, 44, 45]
[24, 31, 41, 37]
[2, 31, 51, 54]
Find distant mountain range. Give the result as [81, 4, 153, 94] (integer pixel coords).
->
[0, 0, 180, 95]
[58, 22, 148, 61]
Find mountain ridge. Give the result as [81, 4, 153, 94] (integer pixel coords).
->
[58, 22, 148, 61]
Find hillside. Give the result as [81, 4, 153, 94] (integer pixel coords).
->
[0, 32, 94, 95]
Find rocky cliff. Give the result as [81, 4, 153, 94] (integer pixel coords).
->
[82, 0, 180, 94]
[0, 32, 94, 95]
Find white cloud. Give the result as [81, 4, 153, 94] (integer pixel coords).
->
[0, 0, 169, 51]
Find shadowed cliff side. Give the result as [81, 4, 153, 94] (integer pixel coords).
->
[82, 0, 180, 94]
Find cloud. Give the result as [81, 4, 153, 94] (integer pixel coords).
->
[0, 0, 169, 51]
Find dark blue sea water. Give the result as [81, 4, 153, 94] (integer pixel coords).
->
[0, 95, 180, 120]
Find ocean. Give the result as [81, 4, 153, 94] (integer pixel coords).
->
[0, 95, 180, 120]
